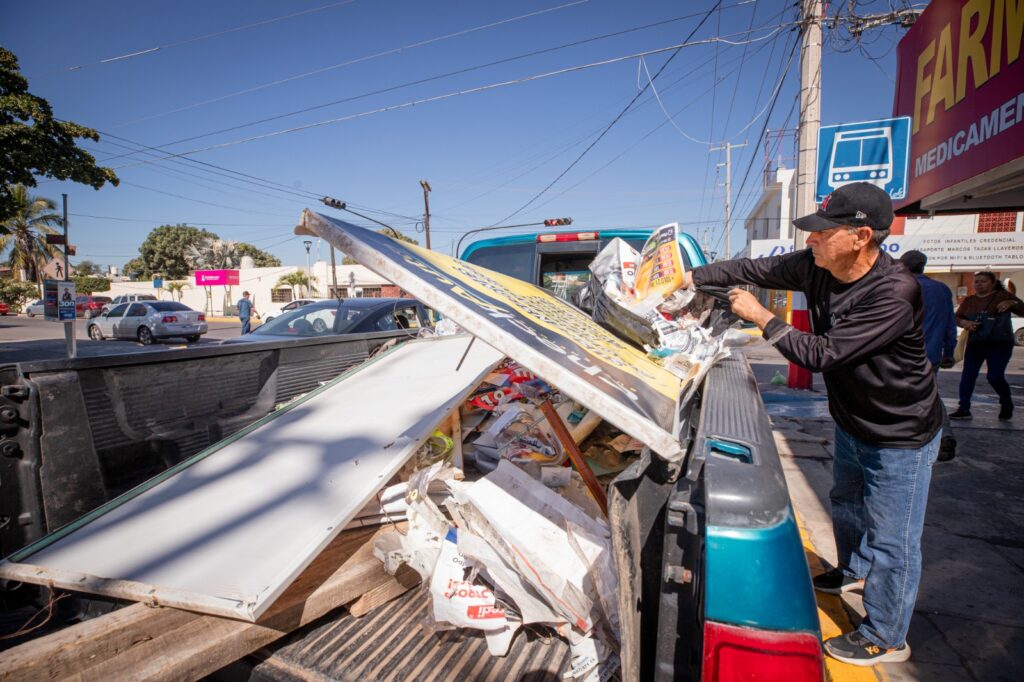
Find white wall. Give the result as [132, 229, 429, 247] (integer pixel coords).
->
[105, 263, 393, 316]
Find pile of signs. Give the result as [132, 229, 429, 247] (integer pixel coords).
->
[581, 222, 749, 404]
[375, 458, 619, 682]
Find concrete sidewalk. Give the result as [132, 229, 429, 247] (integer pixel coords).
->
[746, 346, 1024, 681]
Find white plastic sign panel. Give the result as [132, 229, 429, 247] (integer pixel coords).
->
[0, 336, 503, 621]
[296, 211, 683, 460]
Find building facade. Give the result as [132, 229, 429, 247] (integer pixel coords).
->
[102, 262, 403, 317]
[742, 165, 1024, 312]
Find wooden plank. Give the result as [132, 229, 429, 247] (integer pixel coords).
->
[449, 410, 464, 470]
[0, 603, 197, 682]
[345, 564, 421, 618]
[0, 526, 385, 682]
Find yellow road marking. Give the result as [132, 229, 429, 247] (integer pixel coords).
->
[794, 511, 886, 682]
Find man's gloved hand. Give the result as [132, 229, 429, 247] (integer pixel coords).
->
[940, 356, 955, 368]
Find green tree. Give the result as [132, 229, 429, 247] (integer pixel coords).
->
[164, 281, 189, 302]
[129, 224, 218, 279]
[0, 48, 118, 225]
[72, 274, 111, 294]
[0, 277, 40, 312]
[236, 242, 281, 267]
[186, 238, 242, 313]
[342, 229, 418, 264]
[122, 256, 146, 279]
[73, 259, 102, 276]
[275, 271, 318, 298]
[0, 185, 62, 294]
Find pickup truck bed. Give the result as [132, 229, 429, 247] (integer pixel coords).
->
[244, 588, 569, 682]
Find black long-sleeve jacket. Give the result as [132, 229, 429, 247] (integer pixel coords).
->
[693, 249, 942, 448]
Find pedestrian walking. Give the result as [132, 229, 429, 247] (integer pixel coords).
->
[684, 182, 941, 666]
[237, 291, 258, 335]
[949, 271, 1024, 421]
[900, 250, 958, 461]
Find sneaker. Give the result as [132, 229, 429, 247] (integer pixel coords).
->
[999, 405, 1013, 421]
[825, 631, 911, 666]
[938, 437, 956, 462]
[949, 408, 972, 420]
[812, 568, 864, 594]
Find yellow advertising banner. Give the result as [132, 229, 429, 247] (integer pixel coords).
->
[297, 211, 684, 459]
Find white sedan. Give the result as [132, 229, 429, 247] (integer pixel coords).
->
[87, 301, 208, 344]
[260, 298, 318, 323]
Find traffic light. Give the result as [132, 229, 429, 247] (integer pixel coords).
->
[543, 218, 572, 227]
[322, 196, 346, 209]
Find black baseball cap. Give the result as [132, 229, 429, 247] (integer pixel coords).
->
[793, 182, 895, 232]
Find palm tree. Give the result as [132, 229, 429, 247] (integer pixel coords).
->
[164, 280, 189, 302]
[275, 271, 318, 299]
[0, 185, 63, 295]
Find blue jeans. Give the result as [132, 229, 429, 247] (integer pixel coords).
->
[240, 317, 252, 335]
[830, 425, 940, 648]
[958, 341, 1014, 411]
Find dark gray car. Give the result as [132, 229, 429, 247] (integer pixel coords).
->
[221, 298, 432, 344]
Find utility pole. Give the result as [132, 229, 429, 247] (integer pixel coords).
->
[419, 180, 432, 250]
[329, 244, 339, 299]
[62, 194, 76, 358]
[788, 0, 823, 390]
[709, 141, 747, 261]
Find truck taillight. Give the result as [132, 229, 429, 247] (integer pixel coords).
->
[161, 315, 177, 323]
[702, 621, 823, 682]
[198, 314, 206, 322]
[537, 232, 597, 243]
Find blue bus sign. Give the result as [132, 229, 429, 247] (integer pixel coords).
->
[816, 117, 911, 203]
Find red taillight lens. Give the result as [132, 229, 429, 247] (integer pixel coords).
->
[161, 315, 177, 323]
[537, 232, 598, 243]
[198, 314, 206, 322]
[702, 621, 823, 682]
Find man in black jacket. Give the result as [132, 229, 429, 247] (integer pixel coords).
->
[685, 182, 942, 666]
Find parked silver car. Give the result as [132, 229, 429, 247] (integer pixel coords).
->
[25, 300, 45, 317]
[87, 301, 208, 344]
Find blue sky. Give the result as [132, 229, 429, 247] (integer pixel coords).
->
[2, 0, 910, 270]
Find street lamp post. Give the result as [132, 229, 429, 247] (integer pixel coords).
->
[303, 240, 313, 298]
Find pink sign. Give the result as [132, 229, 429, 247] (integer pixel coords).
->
[194, 270, 240, 286]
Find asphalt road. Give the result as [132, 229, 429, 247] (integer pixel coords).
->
[0, 314, 249, 364]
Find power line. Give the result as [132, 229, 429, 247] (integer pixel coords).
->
[438, 42, 745, 215]
[103, 18, 795, 169]
[91, 129, 324, 201]
[119, 181, 296, 218]
[638, 20, 789, 148]
[109, 0, 592, 129]
[70, 213, 287, 226]
[108, 23, 798, 172]
[709, 35, 800, 258]
[39, 0, 360, 76]
[485, 1, 726, 227]
[523, 33, 785, 217]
